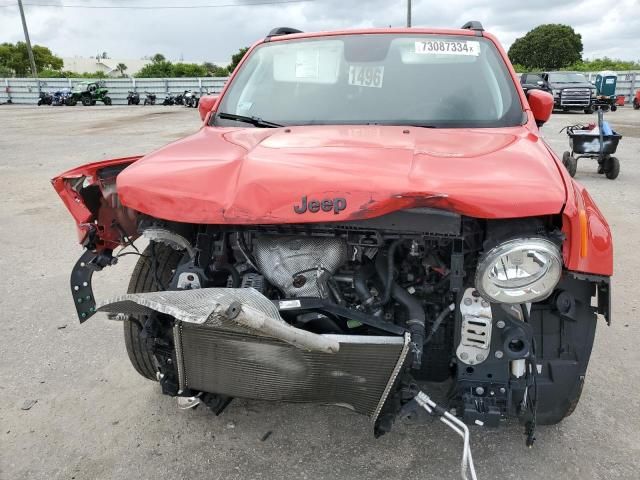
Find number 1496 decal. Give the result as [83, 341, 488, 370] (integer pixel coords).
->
[348, 65, 384, 88]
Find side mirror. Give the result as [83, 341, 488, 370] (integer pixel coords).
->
[526, 89, 554, 127]
[198, 94, 220, 121]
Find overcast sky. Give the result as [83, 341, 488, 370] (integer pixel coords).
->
[0, 0, 637, 64]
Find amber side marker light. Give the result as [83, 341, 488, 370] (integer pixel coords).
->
[579, 209, 588, 258]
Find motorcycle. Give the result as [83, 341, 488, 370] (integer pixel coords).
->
[51, 88, 71, 106]
[143, 92, 157, 106]
[37, 90, 53, 106]
[174, 91, 186, 106]
[184, 90, 199, 108]
[127, 91, 140, 105]
[162, 93, 175, 106]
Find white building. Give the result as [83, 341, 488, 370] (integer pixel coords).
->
[61, 57, 152, 77]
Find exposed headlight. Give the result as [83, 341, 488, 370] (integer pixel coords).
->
[552, 89, 561, 97]
[475, 238, 562, 304]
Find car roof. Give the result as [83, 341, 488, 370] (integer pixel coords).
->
[265, 27, 482, 43]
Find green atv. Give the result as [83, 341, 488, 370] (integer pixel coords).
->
[66, 81, 112, 106]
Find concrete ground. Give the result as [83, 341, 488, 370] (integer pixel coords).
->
[1, 104, 638, 480]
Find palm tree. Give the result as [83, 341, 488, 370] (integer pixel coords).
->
[116, 63, 128, 77]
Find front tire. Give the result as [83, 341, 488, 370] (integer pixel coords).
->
[123, 242, 182, 380]
[81, 96, 92, 106]
[103, 96, 112, 106]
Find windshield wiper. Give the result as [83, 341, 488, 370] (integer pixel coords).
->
[217, 112, 283, 128]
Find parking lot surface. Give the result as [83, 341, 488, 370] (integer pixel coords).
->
[1, 105, 639, 480]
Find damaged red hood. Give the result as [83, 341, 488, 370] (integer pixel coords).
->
[116, 125, 567, 223]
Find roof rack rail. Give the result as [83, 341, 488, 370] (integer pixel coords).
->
[461, 21, 484, 32]
[266, 27, 303, 38]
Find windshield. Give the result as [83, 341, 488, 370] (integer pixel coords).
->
[548, 72, 588, 84]
[215, 34, 523, 128]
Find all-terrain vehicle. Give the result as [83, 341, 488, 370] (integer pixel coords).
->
[53, 23, 612, 477]
[521, 71, 595, 113]
[67, 81, 112, 106]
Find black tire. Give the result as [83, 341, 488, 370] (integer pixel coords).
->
[66, 97, 77, 106]
[583, 107, 594, 114]
[611, 105, 617, 112]
[37, 99, 43, 106]
[634, 100, 640, 110]
[605, 156, 620, 180]
[81, 96, 92, 106]
[123, 242, 183, 380]
[562, 151, 577, 177]
[103, 96, 112, 106]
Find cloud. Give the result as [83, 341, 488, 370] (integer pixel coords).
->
[0, 0, 637, 63]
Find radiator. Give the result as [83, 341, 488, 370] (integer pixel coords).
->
[175, 324, 409, 421]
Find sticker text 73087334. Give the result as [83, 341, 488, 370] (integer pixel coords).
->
[414, 40, 480, 56]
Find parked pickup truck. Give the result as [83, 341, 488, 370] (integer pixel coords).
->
[521, 72, 595, 113]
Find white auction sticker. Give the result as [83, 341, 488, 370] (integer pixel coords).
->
[348, 65, 384, 88]
[295, 49, 320, 78]
[279, 299, 302, 309]
[415, 40, 480, 56]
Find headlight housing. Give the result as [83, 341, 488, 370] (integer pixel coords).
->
[552, 89, 561, 97]
[475, 238, 562, 304]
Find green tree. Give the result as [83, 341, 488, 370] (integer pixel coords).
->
[564, 57, 640, 72]
[116, 63, 128, 77]
[508, 24, 583, 70]
[136, 60, 173, 77]
[0, 42, 63, 76]
[151, 53, 166, 64]
[203, 61, 229, 77]
[228, 47, 249, 74]
[0, 64, 12, 77]
[172, 62, 208, 77]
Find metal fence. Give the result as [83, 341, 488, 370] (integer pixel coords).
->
[0, 77, 228, 105]
[1, 71, 638, 105]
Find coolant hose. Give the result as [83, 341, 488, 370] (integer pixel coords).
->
[218, 264, 241, 288]
[375, 253, 426, 369]
[354, 261, 377, 308]
[379, 239, 404, 306]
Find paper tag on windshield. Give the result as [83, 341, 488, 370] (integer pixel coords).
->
[295, 49, 320, 78]
[415, 40, 480, 56]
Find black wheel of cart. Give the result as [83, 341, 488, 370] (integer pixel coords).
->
[605, 156, 620, 180]
[562, 151, 577, 177]
[584, 106, 594, 114]
[611, 105, 617, 112]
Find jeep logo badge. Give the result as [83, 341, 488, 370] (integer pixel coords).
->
[294, 195, 347, 215]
